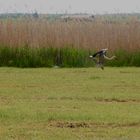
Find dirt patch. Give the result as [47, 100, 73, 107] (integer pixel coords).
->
[0, 96, 14, 105]
[95, 97, 140, 103]
[47, 96, 140, 103]
[120, 71, 140, 74]
[48, 121, 140, 129]
[48, 121, 90, 128]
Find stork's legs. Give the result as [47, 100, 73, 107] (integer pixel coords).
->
[97, 63, 104, 70]
[101, 65, 104, 70]
[92, 57, 104, 70]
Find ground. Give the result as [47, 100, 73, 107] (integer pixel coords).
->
[0, 67, 140, 140]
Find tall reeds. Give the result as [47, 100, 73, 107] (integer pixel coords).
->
[0, 17, 140, 67]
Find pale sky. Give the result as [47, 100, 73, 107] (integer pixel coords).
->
[0, 0, 140, 14]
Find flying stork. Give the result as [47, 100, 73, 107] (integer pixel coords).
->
[89, 48, 116, 70]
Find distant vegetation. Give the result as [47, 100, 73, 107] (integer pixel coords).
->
[0, 13, 140, 67]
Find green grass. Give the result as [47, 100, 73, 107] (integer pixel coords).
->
[0, 67, 140, 140]
[0, 46, 140, 67]
[0, 46, 94, 68]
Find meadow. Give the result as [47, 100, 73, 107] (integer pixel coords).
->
[0, 67, 140, 140]
[0, 14, 140, 140]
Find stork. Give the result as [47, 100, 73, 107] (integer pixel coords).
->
[89, 48, 116, 70]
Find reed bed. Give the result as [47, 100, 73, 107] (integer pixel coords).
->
[0, 18, 140, 67]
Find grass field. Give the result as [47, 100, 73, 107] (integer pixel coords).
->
[0, 67, 140, 140]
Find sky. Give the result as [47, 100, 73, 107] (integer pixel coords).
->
[0, 0, 140, 14]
